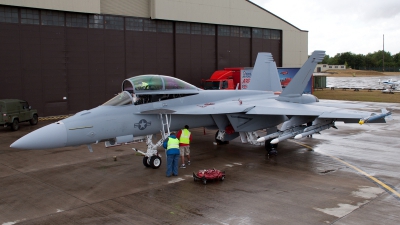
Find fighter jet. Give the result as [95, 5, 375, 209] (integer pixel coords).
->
[11, 50, 392, 169]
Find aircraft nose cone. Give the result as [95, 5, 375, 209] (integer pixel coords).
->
[10, 122, 67, 149]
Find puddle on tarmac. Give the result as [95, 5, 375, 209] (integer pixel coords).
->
[327, 75, 400, 89]
[314, 186, 384, 217]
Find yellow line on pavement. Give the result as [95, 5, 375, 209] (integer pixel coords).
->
[291, 140, 400, 199]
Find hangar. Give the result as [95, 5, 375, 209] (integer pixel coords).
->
[0, 0, 308, 116]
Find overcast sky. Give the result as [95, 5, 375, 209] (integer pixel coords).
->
[250, 0, 400, 57]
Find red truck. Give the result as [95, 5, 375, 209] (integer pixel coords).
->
[202, 67, 251, 90]
[201, 67, 313, 93]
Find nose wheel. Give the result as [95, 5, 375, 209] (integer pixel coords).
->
[134, 113, 171, 170]
[142, 155, 162, 169]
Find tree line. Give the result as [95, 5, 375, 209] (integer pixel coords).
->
[320, 50, 400, 72]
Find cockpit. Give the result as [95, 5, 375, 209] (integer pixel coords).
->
[102, 74, 200, 106]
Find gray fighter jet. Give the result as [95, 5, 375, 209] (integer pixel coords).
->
[11, 50, 391, 169]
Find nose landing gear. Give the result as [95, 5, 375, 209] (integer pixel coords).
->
[142, 155, 162, 169]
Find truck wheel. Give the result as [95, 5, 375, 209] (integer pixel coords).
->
[30, 114, 38, 125]
[11, 119, 19, 131]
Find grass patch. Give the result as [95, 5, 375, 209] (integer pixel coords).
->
[313, 89, 400, 103]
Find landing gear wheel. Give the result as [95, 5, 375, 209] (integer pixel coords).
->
[30, 114, 38, 125]
[202, 179, 207, 185]
[215, 131, 229, 145]
[264, 139, 278, 151]
[149, 155, 162, 169]
[264, 139, 272, 151]
[11, 119, 19, 131]
[143, 156, 151, 167]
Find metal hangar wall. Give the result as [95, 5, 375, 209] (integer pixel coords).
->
[0, 0, 308, 116]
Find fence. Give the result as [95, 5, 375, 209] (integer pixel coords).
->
[352, 67, 400, 72]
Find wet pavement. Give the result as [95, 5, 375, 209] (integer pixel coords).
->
[1, 101, 399, 225]
[327, 75, 400, 90]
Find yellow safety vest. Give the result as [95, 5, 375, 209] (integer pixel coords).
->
[179, 129, 191, 144]
[167, 137, 179, 150]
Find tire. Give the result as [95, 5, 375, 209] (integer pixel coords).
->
[149, 155, 162, 169]
[265, 139, 278, 151]
[30, 114, 38, 125]
[11, 119, 19, 131]
[264, 139, 272, 151]
[143, 156, 151, 167]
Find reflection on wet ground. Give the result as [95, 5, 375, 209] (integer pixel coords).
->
[327, 75, 400, 89]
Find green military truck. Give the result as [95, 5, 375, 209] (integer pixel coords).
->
[0, 99, 38, 131]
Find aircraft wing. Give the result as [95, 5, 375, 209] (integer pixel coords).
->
[245, 101, 373, 123]
[140, 97, 373, 123]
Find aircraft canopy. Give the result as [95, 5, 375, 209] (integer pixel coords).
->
[123, 75, 198, 93]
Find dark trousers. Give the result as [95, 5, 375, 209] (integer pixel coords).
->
[166, 154, 179, 176]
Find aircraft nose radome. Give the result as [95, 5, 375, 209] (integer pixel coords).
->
[10, 122, 67, 149]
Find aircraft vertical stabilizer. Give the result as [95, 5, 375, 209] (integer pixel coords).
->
[278, 50, 325, 97]
[247, 52, 282, 92]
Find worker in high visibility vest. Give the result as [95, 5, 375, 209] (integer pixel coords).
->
[162, 132, 180, 177]
[177, 125, 192, 168]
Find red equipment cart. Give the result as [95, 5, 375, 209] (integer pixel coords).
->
[193, 169, 225, 185]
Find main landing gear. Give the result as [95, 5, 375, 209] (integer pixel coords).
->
[214, 131, 229, 145]
[264, 139, 278, 158]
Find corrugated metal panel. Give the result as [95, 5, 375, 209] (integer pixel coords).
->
[175, 34, 191, 81]
[88, 29, 107, 108]
[0, 0, 100, 13]
[176, 33, 216, 87]
[20, 25, 42, 115]
[229, 37, 241, 66]
[188, 35, 202, 85]
[142, 32, 158, 73]
[270, 39, 281, 66]
[39, 25, 68, 116]
[66, 27, 89, 113]
[200, 35, 216, 85]
[217, 36, 251, 70]
[101, 0, 149, 17]
[125, 31, 145, 76]
[104, 29, 125, 98]
[155, 33, 174, 76]
[0, 23, 22, 101]
[217, 36, 230, 70]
